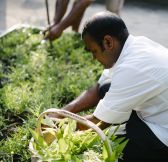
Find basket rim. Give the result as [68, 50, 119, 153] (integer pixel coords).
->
[29, 109, 113, 160]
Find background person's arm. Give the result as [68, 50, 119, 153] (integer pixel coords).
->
[45, 0, 92, 40]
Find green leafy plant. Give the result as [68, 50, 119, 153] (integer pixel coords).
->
[30, 117, 127, 162]
[0, 27, 126, 161]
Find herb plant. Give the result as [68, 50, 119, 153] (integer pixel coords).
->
[0, 27, 126, 161]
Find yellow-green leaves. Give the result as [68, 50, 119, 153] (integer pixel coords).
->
[58, 138, 69, 153]
[30, 118, 127, 162]
[30, 119, 103, 161]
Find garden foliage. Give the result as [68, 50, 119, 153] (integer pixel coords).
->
[0, 27, 126, 162]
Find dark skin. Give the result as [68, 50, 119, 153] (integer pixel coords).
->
[44, 0, 92, 40]
[83, 34, 122, 69]
[48, 33, 123, 130]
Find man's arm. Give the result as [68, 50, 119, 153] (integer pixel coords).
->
[63, 83, 111, 130]
[84, 114, 111, 130]
[63, 83, 100, 113]
[48, 83, 111, 130]
[48, 83, 100, 120]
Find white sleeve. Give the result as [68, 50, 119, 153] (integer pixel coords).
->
[94, 65, 165, 124]
[98, 69, 112, 85]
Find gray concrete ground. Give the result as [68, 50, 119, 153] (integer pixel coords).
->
[0, 0, 168, 47]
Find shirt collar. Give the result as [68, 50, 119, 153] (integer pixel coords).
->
[114, 34, 135, 67]
[106, 35, 135, 72]
[121, 34, 134, 53]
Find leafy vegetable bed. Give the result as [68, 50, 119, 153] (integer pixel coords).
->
[0, 26, 126, 162]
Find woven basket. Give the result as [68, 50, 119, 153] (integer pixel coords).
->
[29, 109, 113, 162]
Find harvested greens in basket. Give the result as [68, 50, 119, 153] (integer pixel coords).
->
[30, 116, 127, 162]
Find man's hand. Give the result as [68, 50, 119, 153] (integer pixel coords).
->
[85, 114, 111, 130]
[84, 114, 100, 124]
[76, 114, 99, 131]
[76, 122, 90, 131]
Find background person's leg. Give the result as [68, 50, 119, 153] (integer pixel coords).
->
[71, 0, 82, 32]
[71, 0, 92, 32]
[105, 0, 125, 15]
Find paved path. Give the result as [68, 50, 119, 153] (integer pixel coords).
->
[0, 0, 168, 47]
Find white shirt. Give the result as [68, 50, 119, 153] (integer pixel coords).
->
[93, 35, 168, 146]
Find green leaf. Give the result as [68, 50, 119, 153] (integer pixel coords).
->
[29, 129, 48, 148]
[71, 156, 83, 162]
[102, 144, 108, 160]
[43, 127, 56, 136]
[115, 139, 128, 158]
[37, 135, 48, 147]
[108, 151, 117, 162]
[42, 115, 56, 128]
[63, 121, 70, 138]
[108, 125, 120, 138]
[58, 138, 69, 153]
[29, 129, 39, 142]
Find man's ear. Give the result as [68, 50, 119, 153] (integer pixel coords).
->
[103, 35, 114, 50]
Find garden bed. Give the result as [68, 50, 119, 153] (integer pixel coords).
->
[0, 25, 103, 161]
[0, 25, 126, 162]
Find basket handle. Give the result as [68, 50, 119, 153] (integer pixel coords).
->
[37, 108, 113, 157]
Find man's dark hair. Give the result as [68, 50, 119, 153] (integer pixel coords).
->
[82, 12, 129, 48]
